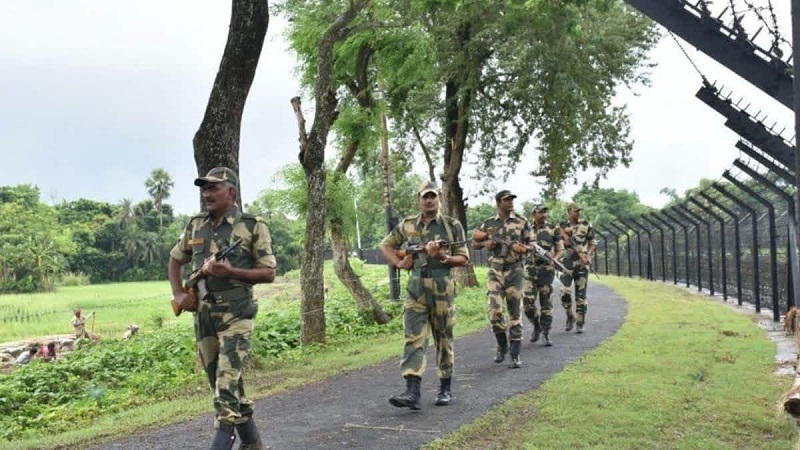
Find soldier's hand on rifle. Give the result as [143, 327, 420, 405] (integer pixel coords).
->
[425, 241, 444, 259]
[579, 252, 591, 266]
[396, 255, 414, 270]
[485, 239, 497, 251]
[511, 243, 529, 254]
[202, 256, 233, 278]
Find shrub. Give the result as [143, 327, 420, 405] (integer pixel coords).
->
[56, 271, 91, 287]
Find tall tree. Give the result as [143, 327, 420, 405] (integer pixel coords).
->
[192, 0, 269, 206]
[381, 0, 657, 285]
[289, 0, 373, 344]
[144, 168, 174, 236]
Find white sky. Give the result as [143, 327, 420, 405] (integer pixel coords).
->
[0, 0, 794, 214]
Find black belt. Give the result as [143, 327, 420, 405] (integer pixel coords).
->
[205, 286, 252, 303]
[410, 268, 451, 279]
[490, 261, 522, 272]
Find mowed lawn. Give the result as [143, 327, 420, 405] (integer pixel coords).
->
[429, 276, 798, 450]
[0, 279, 296, 343]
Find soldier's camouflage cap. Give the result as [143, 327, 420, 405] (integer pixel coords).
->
[194, 167, 239, 187]
[532, 203, 548, 213]
[495, 190, 517, 201]
[567, 201, 582, 211]
[418, 180, 439, 196]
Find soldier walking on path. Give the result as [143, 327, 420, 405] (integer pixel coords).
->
[523, 204, 563, 346]
[380, 181, 469, 410]
[168, 167, 276, 450]
[472, 190, 533, 369]
[559, 202, 597, 334]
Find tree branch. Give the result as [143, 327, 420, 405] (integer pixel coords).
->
[290, 96, 309, 165]
[412, 123, 436, 182]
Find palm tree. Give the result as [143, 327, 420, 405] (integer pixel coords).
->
[144, 169, 174, 238]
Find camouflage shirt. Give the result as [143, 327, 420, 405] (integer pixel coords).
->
[528, 221, 564, 268]
[381, 213, 469, 272]
[477, 212, 533, 264]
[170, 207, 276, 292]
[559, 219, 597, 255]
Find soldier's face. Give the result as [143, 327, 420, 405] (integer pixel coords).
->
[202, 182, 235, 215]
[569, 208, 581, 221]
[498, 197, 514, 214]
[534, 210, 547, 223]
[419, 192, 439, 215]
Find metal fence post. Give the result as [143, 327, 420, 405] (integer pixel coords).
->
[689, 197, 728, 300]
[650, 213, 678, 285]
[713, 183, 759, 310]
[628, 216, 655, 280]
[608, 222, 633, 278]
[662, 210, 691, 287]
[734, 160, 800, 311]
[699, 191, 741, 303]
[619, 219, 644, 278]
[668, 207, 703, 292]
[599, 225, 622, 276]
[723, 171, 780, 321]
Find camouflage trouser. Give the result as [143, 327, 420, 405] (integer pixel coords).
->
[524, 266, 555, 331]
[401, 275, 456, 379]
[195, 295, 258, 427]
[560, 265, 589, 325]
[487, 265, 525, 341]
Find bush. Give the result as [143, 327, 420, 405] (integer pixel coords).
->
[56, 271, 91, 287]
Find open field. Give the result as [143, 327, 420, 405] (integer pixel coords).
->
[427, 276, 797, 449]
[0, 278, 300, 344]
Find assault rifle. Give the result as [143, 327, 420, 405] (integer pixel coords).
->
[528, 242, 569, 273]
[560, 228, 600, 279]
[396, 240, 467, 260]
[472, 230, 530, 258]
[171, 238, 243, 317]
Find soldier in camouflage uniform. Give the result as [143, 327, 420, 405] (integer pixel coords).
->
[523, 204, 563, 346]
[473, 190, 533, 369]
[168, 167, 276, 450]
[559, 202, 597, 334]
[380, 181, 469, 410]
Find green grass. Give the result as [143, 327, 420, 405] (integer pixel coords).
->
[2, 263, 491, 449]
[426, 276, 797, 450]
[0, 277, 307, 343]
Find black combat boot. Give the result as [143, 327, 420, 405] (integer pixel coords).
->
[565, 312, 575, 332]
[543, 330, 553, 347]
[508, 340, 522, 368]
[434, 378, 452, 406]
[389, 376, 421, 410]
[209, 422, 236, 450]
[494, 332, 508, 363]
[236, 419, 264, 450]
[530, 316, 541, 343]
[576, 323, 584, 334]
[576, 312, 585, 334]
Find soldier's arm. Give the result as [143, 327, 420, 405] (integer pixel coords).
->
[553, 229, 565, 261]
[445, 221, 469, 267]
[168, 221, 194, 298]
[208, 221, 276, 283]
[472, 222, 493, 250]
[380, 223, 412, 269]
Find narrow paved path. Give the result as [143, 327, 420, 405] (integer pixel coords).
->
[100, 283, 625, 450]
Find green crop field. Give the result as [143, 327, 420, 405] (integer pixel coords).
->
[0, 278, 301, 344]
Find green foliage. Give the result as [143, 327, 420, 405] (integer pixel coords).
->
[56, 272, 91, 287]
[0, 326, 199, 441]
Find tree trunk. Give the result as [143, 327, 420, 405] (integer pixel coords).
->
[330, 136, 392, 324]
[442, 77, 478, 287]
[330, 215, 392, 324]
[293, 0, 372, 345]
[192, 0, 269, 207]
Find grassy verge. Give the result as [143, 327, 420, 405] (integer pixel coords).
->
[3, 264, 490, 449]
[426, 276, 796, 450]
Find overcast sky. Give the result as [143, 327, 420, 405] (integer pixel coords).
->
[0, 1, 794, 215]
